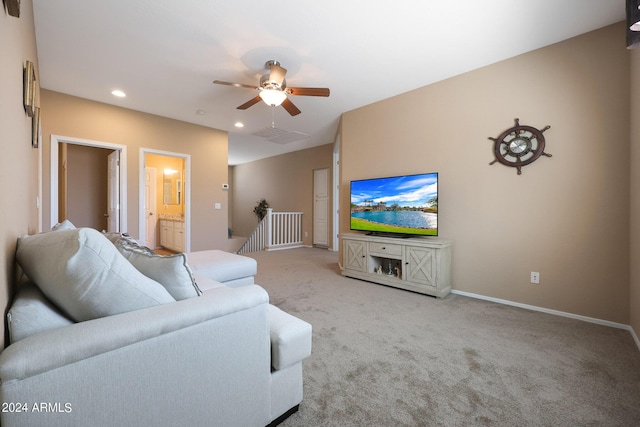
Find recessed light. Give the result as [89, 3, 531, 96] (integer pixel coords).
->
[111, 89, 126, 98]
[196, 109, 206, 115]
[234, 122, 244, 128]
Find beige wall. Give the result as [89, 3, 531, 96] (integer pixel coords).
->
[232, 144, 334, 247]
[0, 0, 40, 348]
[40, 90, 229, 252]
[631, 49, 640, 339]
[341, 23, 631, 324]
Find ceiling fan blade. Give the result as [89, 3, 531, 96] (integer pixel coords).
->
[213, 80, 258, 90]
[286, 87, 330, 97]
[237, 96, 262, 110]
[281, 97, 301, 116]
[269, 64, 287, 86]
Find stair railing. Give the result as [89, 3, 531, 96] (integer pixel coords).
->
[237, 208, 303, 254]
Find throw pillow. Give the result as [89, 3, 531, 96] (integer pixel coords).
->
[116, 239, 202, 300]
[51, 219, 76, 231]
[16, 227, 175, 322]
[7, 281, 75, 343]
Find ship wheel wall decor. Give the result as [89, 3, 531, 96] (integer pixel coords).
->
[488, 118, 551, 175]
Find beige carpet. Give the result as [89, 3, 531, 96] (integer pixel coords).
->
[248, 247, 640, 427]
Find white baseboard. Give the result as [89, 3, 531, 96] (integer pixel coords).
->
[451, 290, 640, 352]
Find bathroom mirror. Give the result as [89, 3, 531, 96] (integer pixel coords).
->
[163, 169, 182, 205]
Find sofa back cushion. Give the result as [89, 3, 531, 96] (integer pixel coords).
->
[16, 228, 175, 322]
[7, 281, 74, 343]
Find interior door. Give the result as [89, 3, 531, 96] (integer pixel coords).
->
[313, 168, 329, 247]
[107, 150, 120, 232]
[145, 167, 157, 248]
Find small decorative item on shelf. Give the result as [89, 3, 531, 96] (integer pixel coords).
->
[376, 265, 382, 274]
[394, 266, 402, 279]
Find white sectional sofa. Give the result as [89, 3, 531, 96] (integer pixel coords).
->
[0, 227, 311, 427]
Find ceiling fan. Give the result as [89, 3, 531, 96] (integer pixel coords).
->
[213, 60, 330, 116]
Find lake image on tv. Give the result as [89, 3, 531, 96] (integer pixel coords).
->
[351, 210, 437, 229]
[350, 173, 438, 235]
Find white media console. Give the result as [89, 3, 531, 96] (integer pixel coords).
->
[342, 233, 453, 298]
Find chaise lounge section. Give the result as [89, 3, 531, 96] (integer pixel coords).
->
[0, 227, 311, 427]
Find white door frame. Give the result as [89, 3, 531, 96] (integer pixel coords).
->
[332, 135, 340, 251]
[50, 135, 127, 231]
[139, 148, 191, 252]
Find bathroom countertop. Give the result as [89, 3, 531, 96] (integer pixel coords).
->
[158, 214, 184, 221]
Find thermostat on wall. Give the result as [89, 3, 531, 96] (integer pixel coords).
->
[222, 184, 229, 190]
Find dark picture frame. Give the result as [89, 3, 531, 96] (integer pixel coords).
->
[32, 107, 40, 148]
[5, 0, 20, 18]
[23, 60, 36, 117]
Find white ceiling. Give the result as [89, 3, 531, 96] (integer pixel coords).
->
[32, 0, 625, 165]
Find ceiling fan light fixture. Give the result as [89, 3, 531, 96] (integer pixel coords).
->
[259, 89, 287, 106]
[628, 0, 640, 47]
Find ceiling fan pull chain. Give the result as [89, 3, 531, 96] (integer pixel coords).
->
[271, 105, 276, 128]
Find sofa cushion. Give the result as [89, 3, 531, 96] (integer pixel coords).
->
[7, 281, 74, 343]
[187, 250, 257, 283]
[193, 273, 226, 293]
[16, 228, 175, 322]
[116, 240, 202, 300]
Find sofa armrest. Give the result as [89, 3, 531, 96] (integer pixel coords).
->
[0, 285, 268, 382]
[268, 304, 312, 370]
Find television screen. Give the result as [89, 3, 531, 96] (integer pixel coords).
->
[350, 172, 438, 236]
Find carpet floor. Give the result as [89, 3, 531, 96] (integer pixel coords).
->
[247, 247, 640, 427]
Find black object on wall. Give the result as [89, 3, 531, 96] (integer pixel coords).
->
[627, 0, 640, 48]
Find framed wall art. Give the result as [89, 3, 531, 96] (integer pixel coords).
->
[32, 107, 40, 148]
[23, 60, 36, 117]
[6, 0, 20, 17]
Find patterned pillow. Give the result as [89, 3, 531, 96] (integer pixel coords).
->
[115, 239, 201, 300]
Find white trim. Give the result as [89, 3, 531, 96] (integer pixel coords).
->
[332, 135, 340, 252]
[451, 289, 633, 331]
[37, 129, 43, 233]
[139, 148, 191, 252]
[50, 135, 127, 231]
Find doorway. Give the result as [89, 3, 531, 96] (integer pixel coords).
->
[50, 135, 127, 231]
[139, 148, 191, 252]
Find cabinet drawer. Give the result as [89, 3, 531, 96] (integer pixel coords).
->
[368, 242, 402, 256]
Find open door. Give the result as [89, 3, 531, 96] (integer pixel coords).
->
[145, 167, 157, 248]
[107, 150, 120, 232]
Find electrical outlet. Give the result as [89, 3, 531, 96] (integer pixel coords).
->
[530, 272, 540, 284]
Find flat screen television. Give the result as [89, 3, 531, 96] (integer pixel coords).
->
[350, 172, 438, 237]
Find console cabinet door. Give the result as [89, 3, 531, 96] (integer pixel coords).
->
[344, 239, 367, 273]
[405, 246, 437, 288]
